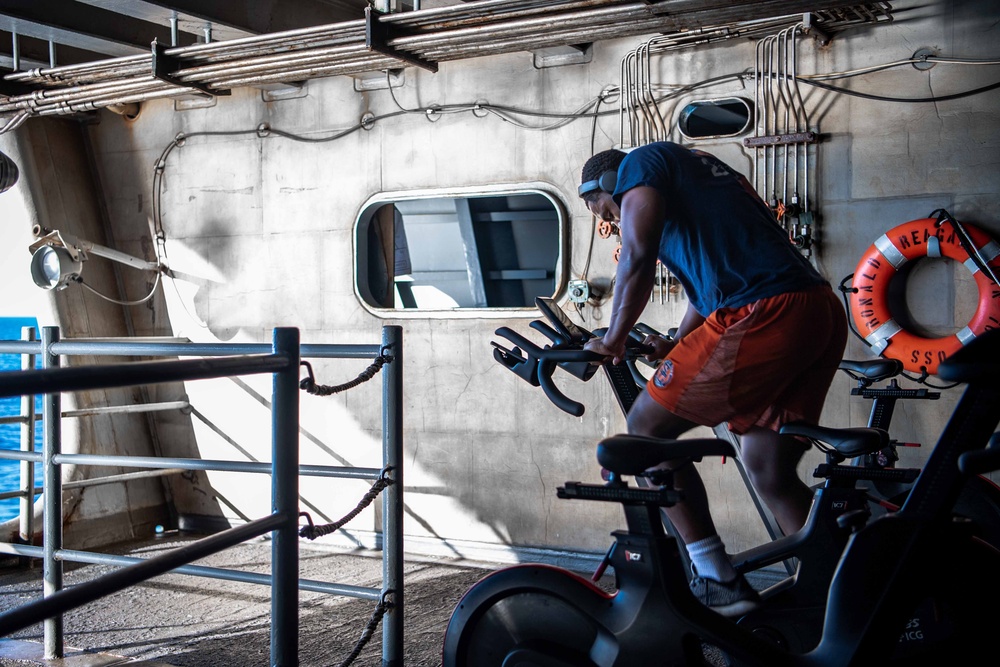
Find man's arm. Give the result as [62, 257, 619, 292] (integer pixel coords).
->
[674, 302, 706, 339]
[640, 301, 706, 361]
[586, 186, 665, 362]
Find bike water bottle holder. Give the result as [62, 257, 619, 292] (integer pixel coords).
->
[557, 481, 683, 507]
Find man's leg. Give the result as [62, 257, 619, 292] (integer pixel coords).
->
[627, 389, 760, 616]
[739, 427, 813, 535]
[626, 390, 715, 543]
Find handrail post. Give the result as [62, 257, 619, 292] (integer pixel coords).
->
[19, 326, 36, 545]
[270, 327, 300, 667]
[382, 325, 403, 667]
[41, 326, 63, 659]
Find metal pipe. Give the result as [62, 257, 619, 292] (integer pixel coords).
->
[0, 543, 382, 599]
[41, 326, 62, 659]
[271, 327, 300, 667]
[23, 76, 163, 105]
[0, 468, 185, 497]
[0, 401, 190, 424]
[60, 401, 190, 418]
[778, 27, 791, 206]
[0, 1, 887, 119]
[0, 513, 286, 638]
[752, 37, 763, 193]
[0, 487, 41, 501]
[61, 468, 186, 490]
[170, 43, 369, 79]
[208, 57, 402, 90]
[0, 451, 42, 463]
[790, 26, 811, 212]
[19, 326, 36, 544]
[6, 58, 151, 86]
[0, 339, 380, 359]
[0, 325, 400, 665]
[382, 325, 403, 666]
[618, 51, 628, 147]
[387, 0, 618, 28]
[388, 5, 655, 50]
[391, 1, 638, 35]
[766, 35, 777, 204]
[0, 450, 383, 480]
[0, 353, 293, 400]
[418, 23, 651, 59]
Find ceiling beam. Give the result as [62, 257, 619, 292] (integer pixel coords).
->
[0, 0, 197, 58]
[140, 0, 370, 35]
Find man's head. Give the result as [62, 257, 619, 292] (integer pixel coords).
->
[579, 149, 627, 204]
[580, 149, 627, 222]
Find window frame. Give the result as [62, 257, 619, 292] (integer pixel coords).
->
[353, 182, 569, 319]
[677, 96, 754, 141]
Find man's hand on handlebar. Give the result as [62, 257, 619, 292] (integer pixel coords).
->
[583, 336, 626, 365]
[584, 333, 662, 366]
[641, 334, 674, 363]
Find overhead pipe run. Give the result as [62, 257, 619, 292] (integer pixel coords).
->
[0, 0, 889, 119]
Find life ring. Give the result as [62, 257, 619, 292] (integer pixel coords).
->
[849, 217, 1000, 375]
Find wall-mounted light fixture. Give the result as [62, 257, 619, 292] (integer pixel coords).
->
[28, 226, 163, 291]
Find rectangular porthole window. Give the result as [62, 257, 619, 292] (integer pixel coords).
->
[355, 185, 566, 317]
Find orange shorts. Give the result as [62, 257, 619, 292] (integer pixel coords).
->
[646, 285, 847, 434]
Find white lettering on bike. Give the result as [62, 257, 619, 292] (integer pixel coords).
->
[898, 617, 924, 643]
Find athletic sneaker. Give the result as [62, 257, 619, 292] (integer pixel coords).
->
[689, 572, 760, 617]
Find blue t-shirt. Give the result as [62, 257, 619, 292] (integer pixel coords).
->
[612, 142, 825, 316]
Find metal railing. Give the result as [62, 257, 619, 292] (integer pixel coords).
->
[0, 325, 404, 666]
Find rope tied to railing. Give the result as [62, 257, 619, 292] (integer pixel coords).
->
[299, 347, 393, 396]
[336, 591, 393, 667]
[298, 468, 394, 540]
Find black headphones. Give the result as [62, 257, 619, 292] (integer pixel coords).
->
[578, 170, 617, 198]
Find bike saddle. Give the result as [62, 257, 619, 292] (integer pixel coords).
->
[839, 357, 903, 383]
[596, 434, 735, 476]
[780, 421, 890, 458]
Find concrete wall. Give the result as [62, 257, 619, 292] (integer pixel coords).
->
[5, 0, 998, 561]
[0, 120, 222, 549]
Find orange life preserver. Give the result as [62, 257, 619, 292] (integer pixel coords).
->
[850, 217, 1000, 375]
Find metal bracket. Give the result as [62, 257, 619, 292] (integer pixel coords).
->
[532, 43, 593, 69]
[151, 40, 230, 97]
[365, 7, 438, 73]
[743, 131, 818, 148]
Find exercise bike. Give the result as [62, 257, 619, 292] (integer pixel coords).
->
[442, 299, 1000, 666]
[836, 356, 1000, 547]
[488, 299, 901, 651]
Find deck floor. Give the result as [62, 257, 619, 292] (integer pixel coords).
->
[0, 534, 493, 666]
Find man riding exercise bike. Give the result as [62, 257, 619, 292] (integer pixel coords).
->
[578, 142, 846, 615]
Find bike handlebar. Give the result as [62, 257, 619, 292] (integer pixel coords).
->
[958, 432, 1000, 476]
[494, 326, 605, 416]
[492, 297, 661, 416]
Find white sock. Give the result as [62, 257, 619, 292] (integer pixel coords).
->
[686, 535, 737, 582]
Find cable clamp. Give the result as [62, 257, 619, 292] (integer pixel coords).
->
[299, 361, 316, 392]
[298, 511, 315, 538]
